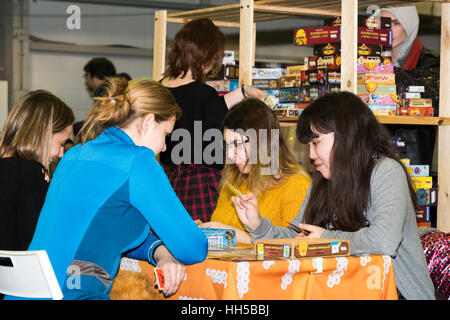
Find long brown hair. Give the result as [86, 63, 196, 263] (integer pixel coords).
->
[296, 91, 417, 231]
[0, 90, 74, 169]
[78, 77, 182, 144]
[162, 18, 226, 82]
[221, 98, 308, 196]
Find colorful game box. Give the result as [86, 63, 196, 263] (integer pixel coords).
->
[201, 228, 236, 248]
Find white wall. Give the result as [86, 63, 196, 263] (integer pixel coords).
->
[29, 0, 158, 121]
[0, 81, 8, 129]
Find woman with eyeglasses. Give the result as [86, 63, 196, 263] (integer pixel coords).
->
[197, 98, 311, 244]
[159, 18, 266, 222]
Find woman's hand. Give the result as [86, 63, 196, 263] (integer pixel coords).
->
[231, 193, 261, 232]
[295, 223, 325, 239]
[243, 85, 267, 99]
[153, 245, 185, 296]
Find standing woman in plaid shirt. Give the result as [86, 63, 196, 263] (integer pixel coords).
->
[160, 18, 266, 221]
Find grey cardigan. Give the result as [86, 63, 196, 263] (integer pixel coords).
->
[249, 157, 435, 300]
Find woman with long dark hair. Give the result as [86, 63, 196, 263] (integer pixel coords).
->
[233, 92, 435, 300]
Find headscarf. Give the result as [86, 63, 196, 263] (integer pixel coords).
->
[381, 6, 420, 67]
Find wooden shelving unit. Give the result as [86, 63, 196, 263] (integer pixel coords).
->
[152, 0, 450, 232]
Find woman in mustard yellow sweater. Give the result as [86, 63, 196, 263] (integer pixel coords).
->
[198, 98, 311, 243]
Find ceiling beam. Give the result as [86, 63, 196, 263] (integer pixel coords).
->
[45, 0, 214, 11]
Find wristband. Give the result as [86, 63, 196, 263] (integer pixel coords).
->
[241, 84, 246, 98]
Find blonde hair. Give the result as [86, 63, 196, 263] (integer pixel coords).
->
[0, 90, 74, 169]
[220, 98, 309, 196]
[78, 77, 181, 144]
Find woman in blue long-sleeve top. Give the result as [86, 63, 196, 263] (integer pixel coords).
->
[22, 78, 208, 300]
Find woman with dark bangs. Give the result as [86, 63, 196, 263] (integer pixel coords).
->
[160, 18, 265, 222]
[234, 92, 435, 300]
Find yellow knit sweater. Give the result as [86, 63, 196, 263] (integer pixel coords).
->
[211, 173, 311, 231]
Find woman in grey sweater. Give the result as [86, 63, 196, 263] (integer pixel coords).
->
[233, 92, 435, 300]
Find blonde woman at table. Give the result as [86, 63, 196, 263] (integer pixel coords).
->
[233, 92, 435, 300]
[198, 98, 311, 244]
[4, 78, 208, 300]
[0, 90, 74, 252]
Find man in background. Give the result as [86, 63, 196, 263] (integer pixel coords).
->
[83, 57, 116, 98]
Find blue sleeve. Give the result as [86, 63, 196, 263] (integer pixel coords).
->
[124, 232, 162, 266]
[128, 149, 208, 265]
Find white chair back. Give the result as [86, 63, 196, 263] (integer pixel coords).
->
[0, 250, 63, 300]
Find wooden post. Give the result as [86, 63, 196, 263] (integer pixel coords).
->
[340, 0, 357, 94]
[438, 2, 450, 232]
[239, 0, 254, 86]
[152, 10, 167, 81]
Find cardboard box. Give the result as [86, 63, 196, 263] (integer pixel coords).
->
[406, 165, 430, 177]
[252, 67, 286, 79]
[400, 159, 410, 166]
[327, 70, 341, 84]
[407, 86, 425, 93]
[294, 26, 391, 46]
[357, 73, 395, 85]
[253, 79, 280, 90]
[357, 44, 383, 56]
[206, 80, 239, 92]
[324, 15, 391, 30]
[273, 109, 289, 117]
[401, 98, 432, 108]
[278, 76, 298, 88]
[357, 62, 394, 74]
[328, 84, 341, 93]
[286, 65, 306, 77]
[300, 70, 310, 85]
[206, 64, 239, 80]
[317, 54, 341, 70]
[411, 176, 433, 190]
[358, 27, 392, 47]
[300, 86, 311, 102]
[359, 94, 397, 105]
[201, 228, 236, 248]
[417, 222, 432, 228]
[279, 87, 300, 103]
[416, 206, 430, 223]
[401, 92, 421, 99]
[306, 55, 319, 70]
[294, 26, 340, 46]
[313, 43, 340, 56]
[397, 107, 434, 117]
[367, 104, 397, 116]
[417, 188, 438, 206]
[357, 84, 396, 95]
[255, 238, 350, 260]
[288, 109, 303, 117]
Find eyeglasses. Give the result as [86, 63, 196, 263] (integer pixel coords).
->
[224, 136, 250, 152]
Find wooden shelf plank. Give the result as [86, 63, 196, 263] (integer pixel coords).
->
[278, 116, 450, 126]
[166, 0, 445, 23]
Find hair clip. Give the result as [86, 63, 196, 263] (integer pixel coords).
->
[110, 96, 116, 103]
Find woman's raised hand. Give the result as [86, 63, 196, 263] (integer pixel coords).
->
[231, 193, 261, 231]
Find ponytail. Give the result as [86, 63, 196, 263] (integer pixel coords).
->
[78, 77, 180, 144]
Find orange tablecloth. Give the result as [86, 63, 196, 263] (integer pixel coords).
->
[118, 255, 398, 300]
